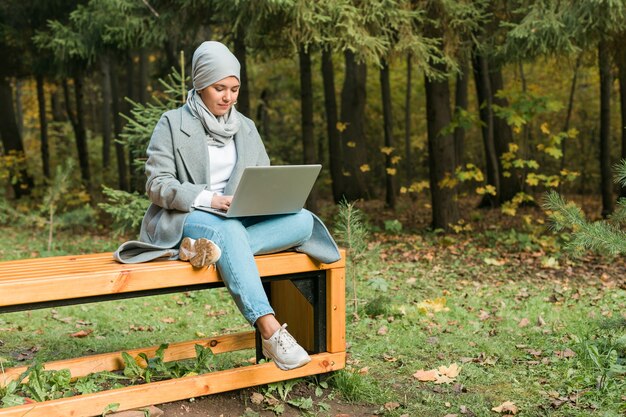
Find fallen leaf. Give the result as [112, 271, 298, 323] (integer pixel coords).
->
[161, 317, 175, 324]
[434, 374, 455, 384]
[484, 257, 506, 266]
[250, 392, 264, 405]
[416, 297, 450, 314]
[70, 329, 92, 338]
[518, 318, 530, 328]
[443, 414, 458, 417]
[377, 326, 388, 335]
[384, 402, 400, 411]
[478, 310, 491, 321]
[555, 348, 576, 359]
[438, 363, 460, 378]
[492, 401, 518, 414]
[536, 316, 546, 326]
[358, 366, 370, 375]
[412, 369, 438, 381]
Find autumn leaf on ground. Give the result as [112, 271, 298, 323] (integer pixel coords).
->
[250, 392, 264, 405]
[555, 348, 576, 358]
[416, 297, 450, 314]
[518, 318, 530, 327]
[492, 401, 518, 414]
[484, 257, 506, 266]
[70, 329, 92, 338]
[161, 317, 176, 324]
[414, 363, 460, 384]
[434, 374, 455, 384]
[384, 402, 400, 411]
[412, 369, 438, 381]
[438, 363, 460, 378]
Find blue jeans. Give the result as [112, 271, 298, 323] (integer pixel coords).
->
[182, 209, 314, 325]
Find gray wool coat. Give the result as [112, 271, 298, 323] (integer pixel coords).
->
[114, 104, 341, 265]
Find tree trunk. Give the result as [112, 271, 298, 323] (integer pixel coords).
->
[561, 54, 582, 172]
[50, 86, 65, 122]
[472, 51, 499, 207]
[454, 60, 469, 168]
[0, 76, 34, 198]
[126, 52, 142, 192]
[110, 54, 129, 191]
[404, 52, 413, 183]
[490, 66, 519, 203]
[599, 40, 614, 216]
[299, 47, 317, 212]
[36, 74, 51, 179]
[380, 59, 396, 209]
[339, 50, 369, 201]
[424, 73, 459, 230]
[321, 49, 344, 203]
[616, 39, 626, 198]
[14, 79, 24, 137]
[139, 48, 149, 104]
[233, 27, 250, 116]
[73, 70, 91, 187]
[101, 55, 113, 169]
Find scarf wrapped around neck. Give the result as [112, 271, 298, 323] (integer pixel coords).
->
[186, 89, 240, 147]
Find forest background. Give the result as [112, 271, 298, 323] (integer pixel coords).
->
[1, 1, 626, 416]
[2, 0, 626, 228]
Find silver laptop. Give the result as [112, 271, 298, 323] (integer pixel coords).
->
[197, 165, 322, 217]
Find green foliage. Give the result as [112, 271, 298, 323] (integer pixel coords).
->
[98, 186, 149, 237]
[544, 190, 626, 256]
[119, 67, 187, 177]
[384, 219, 402, 234]
[566, 320, 626, 409]
[1, 343, 218, 407]
[0, 151, 28, 196]
[334, 199, 370, 312]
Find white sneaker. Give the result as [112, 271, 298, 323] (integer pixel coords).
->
[178, 237, 221, 269]
[262, 324, 311, 371]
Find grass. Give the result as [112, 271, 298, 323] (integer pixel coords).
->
[0, 216, 625, 416]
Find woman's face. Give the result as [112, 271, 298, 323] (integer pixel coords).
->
[199, 76, 240, 117]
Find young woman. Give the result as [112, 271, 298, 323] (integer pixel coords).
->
[114, 41, 341, 371]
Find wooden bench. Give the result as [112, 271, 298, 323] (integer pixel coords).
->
[0, 250, 346, 417]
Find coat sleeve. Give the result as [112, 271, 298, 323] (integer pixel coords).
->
[145, 114, 206, 212]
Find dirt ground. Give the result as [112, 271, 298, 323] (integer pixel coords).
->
[156, 386, 378, 417]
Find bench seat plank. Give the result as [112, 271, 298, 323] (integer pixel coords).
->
[0, 251, 345, 308]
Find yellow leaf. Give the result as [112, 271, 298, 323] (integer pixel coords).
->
[380, 146, 394, 155]
[347, 141, 356, 148]
[359, 164, 370, 172]
[540, 123, 550, 135]
[386, 168, 397, 176]
[416, 297, 449, 314]
[134, 355, 148, 369]
[412, 369, 438, 381]
[391, 156, 402, 164]
[492, 401, 519, 414]
[400, 186, 407, 194]
[342, 170, 351, 177]
[336, 122, 348, 132]
[484, 185, 497, 195]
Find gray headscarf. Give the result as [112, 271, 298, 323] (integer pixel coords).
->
[186, 41, 241, 147]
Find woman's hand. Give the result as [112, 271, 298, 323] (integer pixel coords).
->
[211, 195, 233, 211]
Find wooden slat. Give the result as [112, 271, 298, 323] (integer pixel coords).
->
[1, 332, 256, 386]
[326, 268, 346, 353]
[0, 352, 346, 417]
[0, 252, 345, 307]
